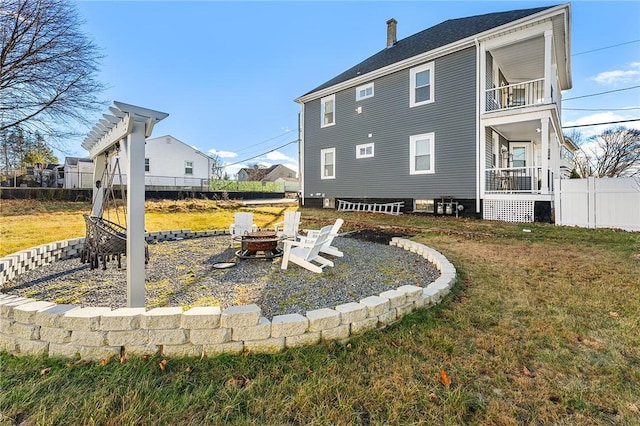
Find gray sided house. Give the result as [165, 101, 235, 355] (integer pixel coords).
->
[295, 4, 573, 223]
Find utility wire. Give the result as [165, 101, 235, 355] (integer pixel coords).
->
[563, 107, 640, 111]
[222, 139, 298, 168]
[562, 118, 640, 129]
[573, 39, 640, 56]
[563, 86, 640, 101]
[232, 129, 295, 154]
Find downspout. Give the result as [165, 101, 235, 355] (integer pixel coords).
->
[474, 37, 482, 215]
[298, 107, 304, 206]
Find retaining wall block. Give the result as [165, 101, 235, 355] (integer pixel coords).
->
[35, 304, 80, 328]
[360, 295, 391, 317]
[220, 304, 261, 328]
[202, 341, 244, 356]
[62, 307, 112, 331]
[141, 307, 183, 329]
[244, 337, 285, 354]
[414, 294, 431, 309]
[100, 308, 147, 331]
[397, 285, 424, 302]
[285, 331, 321, 348]
[321, 324, 350, 341]
[271, 313, 309, 338]
[11, 322, 40, 340]
[162, 344, 202, 358]
[107, 329, 150, 346]
[350, 317, 378, 335]
[148, 328, 188, 345]
[378, 309, 398, 327]
[71, 330, 107, 346]
[40, 327, 72, 344]
[396, 302, 416, 319]
[335, 302, 368, 324]
[0, 333, 17, 352]
[0, 318, 14, 334]
[189, 328, 231, 345]
[80, 345, 121, 362]
[13, 301, 56, 324]
[429, 281, 451, 296]
[181, 306, 221, 329]
[1, 297, 36, 319]
[422, 286, 442, 303]
[232, 317, 271, 341]
[49, 342, 82, 359]
[123, 344, 158, 358]
[306, 308, 340, 332]
[15, 337, 49, 356]
[379, 290, 406, 308]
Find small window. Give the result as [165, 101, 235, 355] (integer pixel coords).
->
[320, 94, 335, 128]
[410, 62, 434, 107]
[355, 82, 374, 101]
[144, 158, 150, 172]
[185, 161, 193, 175]
[321, 147, 336, 179]
[356, 143, 374, 159]
[409, 133, 435, 175]
[414, 199, 435, 213]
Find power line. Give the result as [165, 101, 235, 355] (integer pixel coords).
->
[562, 118, 640, 129]
[573, 39, 640, 56]
[222, 139, 298, 168]
[232, 129, 295, 154]
[563, 86, 640, 101]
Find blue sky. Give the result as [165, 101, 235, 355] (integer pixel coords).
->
[70, 1, 640, 176]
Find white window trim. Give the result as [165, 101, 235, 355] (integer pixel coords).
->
[355, 82, 374, 101]
[410, 62, 434, 107]
[320, 147, 336, 179]
[409, 132, 435, 175]
[356, 143, 374, 159]
[320, 94, 335, 128]
[185, 160, 194, 175]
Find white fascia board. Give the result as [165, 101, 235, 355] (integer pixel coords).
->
[85, 114, 133, 159]
[295, 4, 570, 104]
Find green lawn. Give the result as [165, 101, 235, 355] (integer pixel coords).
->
[1, 201, 639, 425]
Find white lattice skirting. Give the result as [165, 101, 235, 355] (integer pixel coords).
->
[483, 199, 535, 223]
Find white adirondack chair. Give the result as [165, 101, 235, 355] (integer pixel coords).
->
[299, 218, 344, 257]
[229, 212, 257, 246]
[274, 211, 301, 240]
[280, 224, 334, 273]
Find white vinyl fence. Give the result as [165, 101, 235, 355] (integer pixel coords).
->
[554, 177, 640, 232]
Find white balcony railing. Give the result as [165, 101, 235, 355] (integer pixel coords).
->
[485, 78, 548, 112]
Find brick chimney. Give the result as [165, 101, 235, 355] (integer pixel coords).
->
[386, 18, 397, 48]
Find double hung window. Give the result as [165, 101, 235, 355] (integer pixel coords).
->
[321, 148, 336, 179]
[410, 62, 434, 107]
[321, 95, 335, 127]
[409, 133, 435, 175]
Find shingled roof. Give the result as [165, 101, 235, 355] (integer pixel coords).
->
[302, 5, 556, 97]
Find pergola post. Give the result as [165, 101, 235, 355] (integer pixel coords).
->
[82, 101, 168, 308]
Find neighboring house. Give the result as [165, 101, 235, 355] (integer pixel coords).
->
[295, 4, 572, 223]
[64, 157, 94, 189]
[74, 135, 218, 190]
[238, 164, 300, 192]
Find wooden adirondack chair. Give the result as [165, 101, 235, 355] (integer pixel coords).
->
[280, 224, 334, 273]
[274, 211, 301, 240]
[299, 218, 344, 257]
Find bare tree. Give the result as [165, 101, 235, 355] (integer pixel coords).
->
[571, 127, 640, 178]
[209, 152, 225, 180]
[0, 0, 105, 147]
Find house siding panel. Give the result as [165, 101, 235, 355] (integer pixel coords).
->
[303, 47, 477, 200]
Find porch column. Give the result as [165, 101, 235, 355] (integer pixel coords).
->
[91, 154, 107, 217]
[122, 122, 147, 308]
[544, 30, 553, 103]
[540, 117, 550, 194]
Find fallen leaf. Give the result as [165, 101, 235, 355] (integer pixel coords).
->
[40, 367, 52, 376]
[100, 356, 112, 367]
[142, 354, 150, 361]
[429, 392, 438, 402]
[185, 366, 192, 373]
[609, 311, 620, 318]
[159, 359, 167, 372]
[66, 359, 93, 368]
[439, 370, 452, 388]
[522, 366, 536, 378]
[120, 356, 127, 364]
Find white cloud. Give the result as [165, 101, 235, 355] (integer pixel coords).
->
[208, 149, 237, 158]
[590, 62, 640, 85]
[565, 111, 640, 139]
[265, 150, 295, 162]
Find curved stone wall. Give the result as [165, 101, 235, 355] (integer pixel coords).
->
[0, 231, 456, 360]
